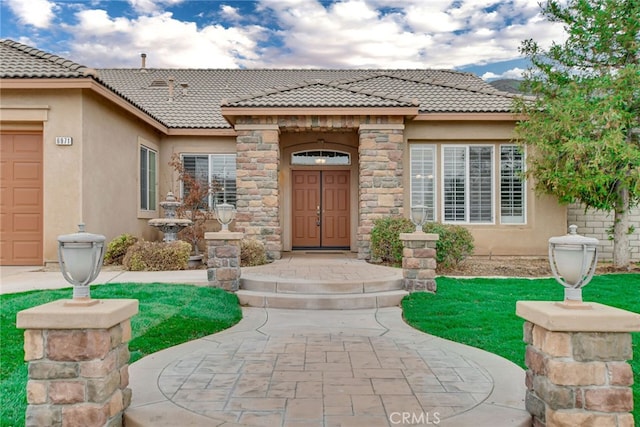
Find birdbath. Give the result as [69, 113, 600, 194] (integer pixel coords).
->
[148, 192, 192, 242]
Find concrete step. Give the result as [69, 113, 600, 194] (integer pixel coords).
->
[240, 277, 403, 294]
[236, 289, 408, 309]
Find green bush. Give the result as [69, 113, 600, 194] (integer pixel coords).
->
[370, 217, 414, 265]
[122, 240, 191, 271]
[240, 238, 268, 267]
[423, 222, 474, 270]
[370, 216, 475, 270]
[104, 233, 138, 265]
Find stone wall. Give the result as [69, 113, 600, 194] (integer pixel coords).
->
[234, 124, 281, 260]
[23, 320, 133, 427]
[567, 203, 640, 262]
[357, 124, 405, 259]
[523, 322, 634, 426]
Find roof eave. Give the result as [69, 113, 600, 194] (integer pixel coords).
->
[221, 106, 419, 125]
[0, 77, 169, 133]
[414, 112, 525, 121]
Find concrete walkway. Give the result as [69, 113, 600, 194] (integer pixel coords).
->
[2, 256, 530, 426]
[126, 307, 529, 427]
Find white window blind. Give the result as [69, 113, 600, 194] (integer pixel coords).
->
[443, 146, 493, 223]
[182, 154, 237, 208]
[140, 145, 157, 211]
[469, 146, 493, 223]
[410, 145, 436, 221]
[443, 146, 467, 222]
[500, 145, 525, 224]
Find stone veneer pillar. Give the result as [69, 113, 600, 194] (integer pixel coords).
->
[16, 299, 139, 427]
[399, 232, 439, 292]
[357, 124, 405, 260]
[205, 231, 243, 291]
[234, 123, 281, 260]
[516, 301, 640, 427]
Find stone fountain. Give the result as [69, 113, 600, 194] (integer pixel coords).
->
[148, 192, 192, 242]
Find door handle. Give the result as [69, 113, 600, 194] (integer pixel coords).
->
[316, 205, 321, 226]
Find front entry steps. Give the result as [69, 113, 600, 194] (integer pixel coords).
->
[236, 278, 407, 309]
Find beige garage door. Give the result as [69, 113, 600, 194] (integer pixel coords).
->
[0, 132, 43, 265]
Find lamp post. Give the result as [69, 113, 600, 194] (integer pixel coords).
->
[57, 223, 106, 306]
[410, 205, 428, 233]
[548, 225, 599, 308]
[215, 202, 235, 231]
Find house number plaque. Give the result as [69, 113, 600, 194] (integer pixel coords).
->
[55, 136, 73, 146]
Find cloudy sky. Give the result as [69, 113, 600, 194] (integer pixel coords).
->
[0, 0, 566, 80]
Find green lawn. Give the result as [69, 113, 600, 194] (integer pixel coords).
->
[402, 274, 640, 423]
[0, 283, 242, 427]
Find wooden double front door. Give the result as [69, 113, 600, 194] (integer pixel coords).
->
[292, 170, 350, 249]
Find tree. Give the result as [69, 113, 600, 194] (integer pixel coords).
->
[514, 0, 640, 269]
[168, 153, 220, 256]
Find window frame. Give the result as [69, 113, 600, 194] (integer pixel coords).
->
[138, 143, 158, 217]
[499, 144, 527, 225]
[441, 144, 495, 225]
[409, 144, 437, 222]
[180, 153, 237, 209]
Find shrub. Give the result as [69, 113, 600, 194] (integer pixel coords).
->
[104, 233, 138, 265]
[423, 222, 474, 270]
[241, 239, 268, 267]
[370, 216, 475, 270]
[370, 217, 414, 265]
[123, 240, 191, 271]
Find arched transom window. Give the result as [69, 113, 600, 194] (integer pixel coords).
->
[291, 150, 351, 165]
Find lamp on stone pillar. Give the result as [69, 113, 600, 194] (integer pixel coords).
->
[57, 223, 106, 306]
[410, 206, 428, 233]
[548, 224, 599, 308]
[215, 203, 235, 231]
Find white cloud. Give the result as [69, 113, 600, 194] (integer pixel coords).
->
[127, 0, 185, 15]
[482, 67, 525, 80]
[220, 5, 242, 22]
[6, 0, 55, 28]
[65, 9, 267, 68]
[3, 0, 570, 73]
[252, 0, 565, 69]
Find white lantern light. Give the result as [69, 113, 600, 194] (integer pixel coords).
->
[57, 224, 106, 306]
[215, 202, 236, 231]
[410, 206, 428, 233]
[548, 225, 599, 308]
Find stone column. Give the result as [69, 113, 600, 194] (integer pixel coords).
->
[16, 299, 139, 427]
[206, 231, 243, 291]
[234, 123, 281, 260]
[357, 123, 405, 260]
[399, 232, 439, 292]
[516, 301, 640, 427]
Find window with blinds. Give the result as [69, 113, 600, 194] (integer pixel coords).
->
[410, 145, 436, 221]
[182, 154, 237, 208]
[500, 145, 525, 224]
[140, 145, 157, 211]
[443, 146, 494, 223]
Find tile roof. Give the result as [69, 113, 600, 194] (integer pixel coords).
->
[0, 39, 96, 78]
[1, 39, 520, 129]
[221, 80, 419, 108]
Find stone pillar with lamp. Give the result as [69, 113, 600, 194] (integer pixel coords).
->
[17, 224, 139, 427]
[516, 225, 640, 426]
